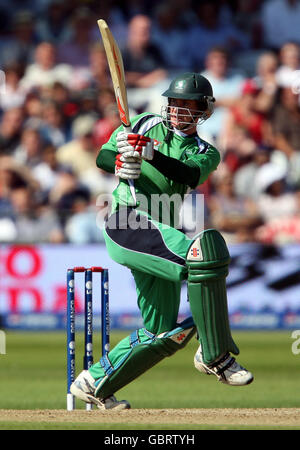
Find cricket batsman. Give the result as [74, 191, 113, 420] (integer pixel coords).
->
[71, 72, 254, 410]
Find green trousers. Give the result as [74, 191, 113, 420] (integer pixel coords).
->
[89, 209, 191, 383]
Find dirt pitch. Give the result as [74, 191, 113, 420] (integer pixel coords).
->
[0, 408, 300, 428]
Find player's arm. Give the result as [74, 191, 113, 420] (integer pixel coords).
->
[183, 146, 221, 185]
[113, 131, 203, 188]
[97, 130, 220, 186]
[96, 148, 116, 174]
[98, 145, 202, 188]
[142, 138, 221, 188]
[147, 146, 220, 188]
[147, 152, 201, 188]
[97, 142, 200, 187]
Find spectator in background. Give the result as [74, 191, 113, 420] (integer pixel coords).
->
[75, 103, 121, 196]
[234, 145, 272, 200]
[91, 2, 128, 45]
[233, 0, 263, 50]
[57, 7, 95, 68]
[151, 2, 193, 73]
[219, 125, 258, 173]
[208, 171, 262, 244]
[35, 0, 71, 45]
[48, 168, 91, 227]
[87, 43, 112, 90]
[70, 104, 121, 197]
[56, 114, 97, 178]
[51, 82, 79, 122]
[121, 14, 168, 89]
[256, 189, 300, 244]
[0, 107, 24, 155]
[261, 0, 300, 50]
[119, 14, 169, 114]
[67, 41, 114, 92]
[9, 184, 64, 243]
[253, 51, 279, 114]
[171, 0, 198, 28]
[0, 156, 28, 215]
[269, 86, 300, 188]
[0, 155, 37, 242]
[255, 162, 297, 224]
[0, 152, 63, 243]
[0, 155, 39, 197]
[51, 81, 70, 106]
[0, 63, 27, 111]
[0, 10, 37, 68]
[13, 127, 44, 169]
[220, 79, 267, 150]
[76, 89, 99, 120]
[254, 51, 279, 88]
[64, 189, 105, 244]
[23, 93, 44, 130]
[39, 100, 70, 146]
[199, 46, 245, 143]
[0, 0, 45, 18]
[96, 87, 116, 116]
[276, 42, 300, 88]
[228, 0, 265, 76]
[186, 0, 250, 71]
[20, 41, 72, 92]
[93, 104, 121, 149]
[32, 143, 71, 192]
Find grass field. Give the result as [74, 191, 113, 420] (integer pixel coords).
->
[0, 330, 299, 430]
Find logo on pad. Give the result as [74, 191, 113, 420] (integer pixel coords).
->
[188, 238, 203, 261]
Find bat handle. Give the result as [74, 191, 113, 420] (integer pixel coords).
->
[128, 179, 137, 205]
[123, 124, 137, 206]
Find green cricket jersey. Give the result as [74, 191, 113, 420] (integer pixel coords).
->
[96, 112, 220, 226]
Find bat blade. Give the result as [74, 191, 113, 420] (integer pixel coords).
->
[97, 19, 136, 205]
[97, 19, 131, 129]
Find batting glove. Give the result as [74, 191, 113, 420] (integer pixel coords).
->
[115, 153, 141, 179]
[116, 131, 154, 160]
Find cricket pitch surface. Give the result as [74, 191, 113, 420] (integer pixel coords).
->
[0, 408, 300, 428]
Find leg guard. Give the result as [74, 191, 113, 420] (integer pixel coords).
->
[186, 229, 239, 365]
[94, 317, 196, 400]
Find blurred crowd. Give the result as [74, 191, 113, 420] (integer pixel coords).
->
[1, 0, 300, 245]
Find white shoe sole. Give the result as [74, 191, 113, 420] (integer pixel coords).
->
[70, 382, 103, 407]
[194, 356, 254, 386]
[70, 382, 130, 410]
[219, 374, 254, 386]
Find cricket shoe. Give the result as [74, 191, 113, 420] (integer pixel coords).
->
[194, 346, 254, 386]
[70, 370, 131, 410]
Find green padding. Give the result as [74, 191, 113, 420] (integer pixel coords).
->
[94, 319, 196, 400]
[186, 229, 239, 365]
[187, 228, 230, 270]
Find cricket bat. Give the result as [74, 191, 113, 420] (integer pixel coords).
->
[97, 19, 136, 204]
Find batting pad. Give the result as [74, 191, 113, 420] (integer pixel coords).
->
[94, 317, 196, 400]
[186, 229, 239, 365]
